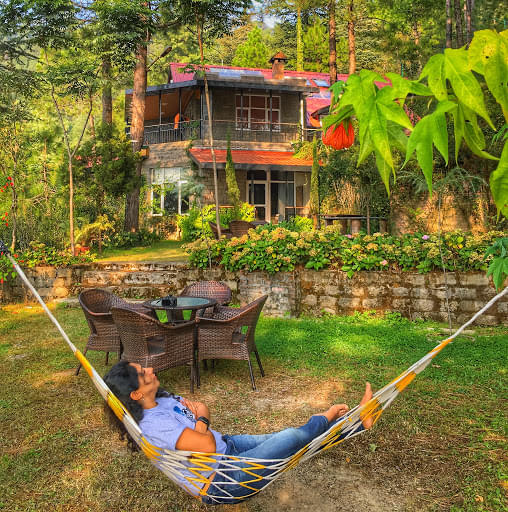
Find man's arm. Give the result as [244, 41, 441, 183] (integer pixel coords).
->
[175, 399, 216, 452]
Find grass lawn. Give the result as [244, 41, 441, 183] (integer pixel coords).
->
[0, 304, 506, 511]
[94, 240, 187, 262]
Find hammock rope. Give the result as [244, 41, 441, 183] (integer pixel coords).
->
[3, 242, 507, 504]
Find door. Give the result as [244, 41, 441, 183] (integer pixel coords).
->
[247, 170, 268, 221]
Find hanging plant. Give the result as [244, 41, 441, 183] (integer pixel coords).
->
[322, 120, 355, 150]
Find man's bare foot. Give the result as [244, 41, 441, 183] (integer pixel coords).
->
[359, 382, 374, 429]
[323, 403, 349, 422]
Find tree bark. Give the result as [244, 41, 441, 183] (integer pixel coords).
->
[124, 39, 148, 232]
[101, 56, 113, 125]
[328, 0, 337, 84]
[446, 0, 453, 48]
[454, 0, 464, 48]
[412, 20, 421, 74]
[465, 0, 473, 45]
[296, 6, 303, 71]
[347, 1, 356, 75]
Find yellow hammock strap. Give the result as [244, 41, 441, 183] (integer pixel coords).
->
[5, 245, 508, 505]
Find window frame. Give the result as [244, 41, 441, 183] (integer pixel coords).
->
[149, 167, 188, 216]
[235, 94, 281, 132]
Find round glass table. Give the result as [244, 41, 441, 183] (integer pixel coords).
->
[142, 296, 217, 323]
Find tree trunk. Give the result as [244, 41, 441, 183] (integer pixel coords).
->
[9, 154, 17, 251]
[101, 56, 113, 125]
[454, 0, 464, 47]
[412, 20, 421, 75]
[328, 0, 337, 84]
[197, 16, 221, 237]
[296, 7, 303, 71]
[446, 0, 453, 48]
[465, 0, 473, 45]
[68, 156, 75, 255]
[42, 139, 50, 214]
[124, 39, 148, 232]
[347, 1, 356, 74]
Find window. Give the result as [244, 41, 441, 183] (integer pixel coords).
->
[150, 167, 190, 216]
[235, 94, 280, 131]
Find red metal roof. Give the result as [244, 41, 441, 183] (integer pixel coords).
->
[189, 148, 313, 169]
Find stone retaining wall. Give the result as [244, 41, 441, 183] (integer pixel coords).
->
[1, 262, 506, 325]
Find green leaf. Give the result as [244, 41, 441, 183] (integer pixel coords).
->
[443, 48, 494, 129]
[420, 54, 448, 101]
[469, 30, 508, 121]
[489, 140, 508, 218]
[377, 99, 413, 130]
[451, 103, 465, 162]
[404, 101, 456, 194]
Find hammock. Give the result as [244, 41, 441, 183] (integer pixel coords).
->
[3, 243, 507, 505]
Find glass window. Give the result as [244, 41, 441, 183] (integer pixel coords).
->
[247, 170, 267, 180]
[150, 167, 189, 216]
[235, 94, 280, 131]
[271, 171, 294, 182]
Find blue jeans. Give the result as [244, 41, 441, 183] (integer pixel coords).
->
[202, 415, 332, 504]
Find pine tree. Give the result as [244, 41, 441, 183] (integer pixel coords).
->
[303, 18, 328, 72]
[232, 25, 269, 68]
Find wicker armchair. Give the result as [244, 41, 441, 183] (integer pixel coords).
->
[77, 289, 154, 375]
[209, 221, 232, 239]
[229, 220, 256, 238]
[181, 281, 232, 310]
[111, 307, 197, 393]
[196, 295, 268, 390]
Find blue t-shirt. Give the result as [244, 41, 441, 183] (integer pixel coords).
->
[139, 396, 227, 496]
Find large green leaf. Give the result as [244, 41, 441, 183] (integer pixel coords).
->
[490, 140, 508, 218]
[404, 101, 456, 194]
[444, 48, 494, 129]
[461, 105, 499, 160]
[469, 30, 508, 121]
[450, 103, 465, 162]
[420, 54, 448, 101]
[383, 73, 432, 103]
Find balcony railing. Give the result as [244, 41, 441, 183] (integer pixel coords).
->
[126, 120, 321, 145]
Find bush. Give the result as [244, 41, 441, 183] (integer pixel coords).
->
[103, 229, 160, 249]
[184, 227, 507, 275]
[0, 242, 95, 283]
[178, 203, 255, 242]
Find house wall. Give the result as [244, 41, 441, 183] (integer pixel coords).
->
[2, 264, 506, 325]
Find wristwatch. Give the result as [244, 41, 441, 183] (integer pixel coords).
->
[197, 416, 210, 430]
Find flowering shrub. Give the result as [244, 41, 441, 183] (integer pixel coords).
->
[184, 227, 506, 276]
[0, 242, 95, 283]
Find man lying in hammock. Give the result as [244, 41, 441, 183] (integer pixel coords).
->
[104, 360, 374, 504]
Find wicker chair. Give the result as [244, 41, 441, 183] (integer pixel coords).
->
[196, 295, 268, 390]
[181, 281, 232, 308]
[209, 221, 232, 239]
[229, 220, 256, 238]
[111, 307, 197, 393]
[77, 289, 154, 375]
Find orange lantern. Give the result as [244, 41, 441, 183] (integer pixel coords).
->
[322, 121, 354, 150]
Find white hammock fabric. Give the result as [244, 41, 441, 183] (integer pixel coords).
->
[6, 249, 507, 504]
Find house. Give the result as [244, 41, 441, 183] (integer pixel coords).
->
[125, 53, 345, 222]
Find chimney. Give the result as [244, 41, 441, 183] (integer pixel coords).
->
[269, 52, 288, 80]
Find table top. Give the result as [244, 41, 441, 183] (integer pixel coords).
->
[143, 296, 217, 311]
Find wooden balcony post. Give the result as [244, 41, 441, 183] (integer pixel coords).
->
[269, 90, 273, 143]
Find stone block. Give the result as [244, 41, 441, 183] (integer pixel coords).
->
[338, 297, 361, 309]
[407, 274, 425, 286]
[53, 286, 69, 297]
[362, 298, 381, 309]
[497, 302, 508, 314]
[452, 287, 477, 300]
[392, 287, 409, 297]
[392, 298, 410, 309]
[413, 299, 435, 312]
[321, 307, 335, 315]
[460, 273, 488, 286]
[319, 296, 337, 309]
[352, 287, 366, 297]
[366, 286, 386, 297]
[460, 300, 485, 313]
[324, 285, 340, 296]
[302, 295, 317, 307]
[411, 288, 430, 298]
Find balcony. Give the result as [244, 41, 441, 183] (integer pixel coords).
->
[126, 120, 321, 145]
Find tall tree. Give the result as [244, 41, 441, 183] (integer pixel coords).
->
[232, 25, 269, 68]
[347, 0, 356, 74]
[303, 18, 328, 72]
[446, 0, 453, 47]
[328, 0, 337, 83]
